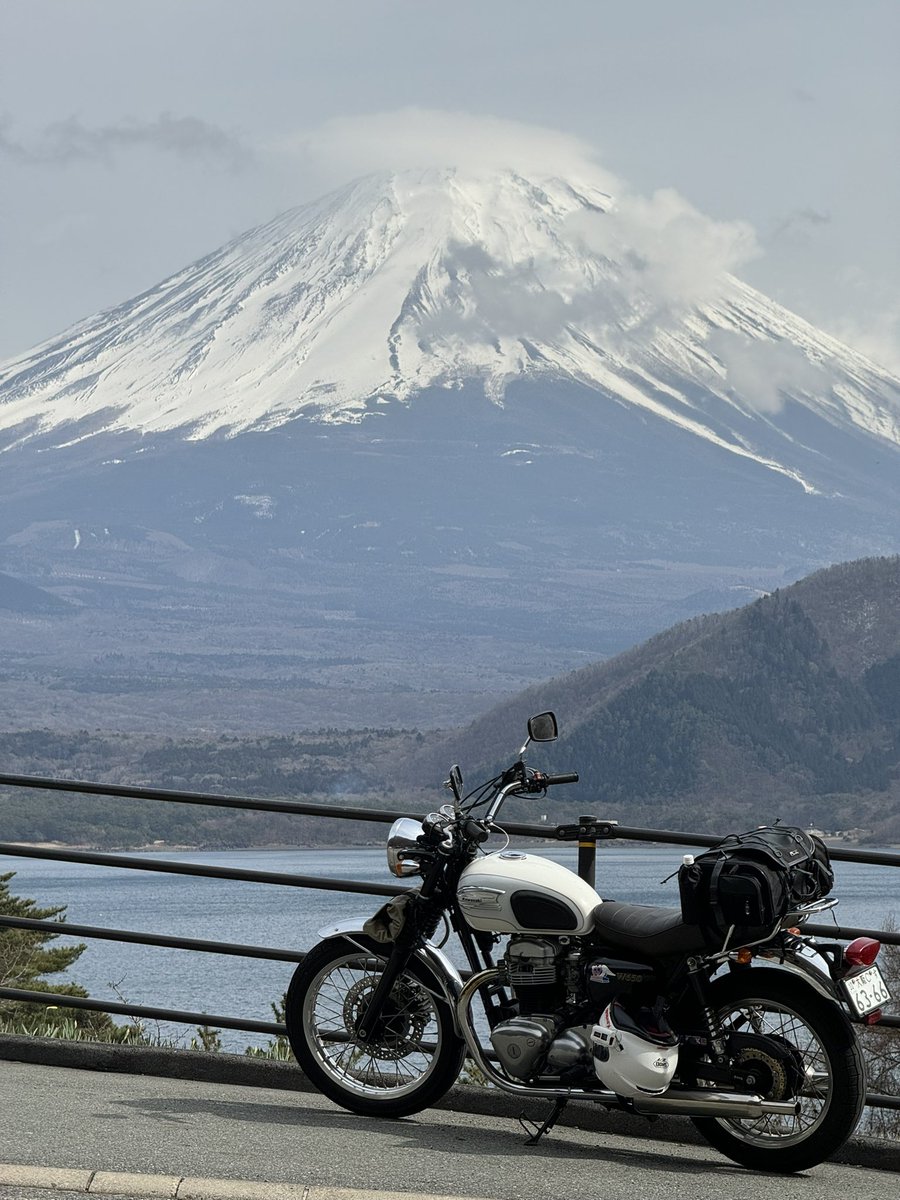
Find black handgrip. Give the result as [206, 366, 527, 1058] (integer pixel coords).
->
[542, 772, 579, 786]
[463, 818, 490, 844]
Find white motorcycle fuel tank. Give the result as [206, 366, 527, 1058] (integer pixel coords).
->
[457, 850, 602, 935]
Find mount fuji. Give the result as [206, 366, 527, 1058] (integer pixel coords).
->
[1, 167, 899, 733]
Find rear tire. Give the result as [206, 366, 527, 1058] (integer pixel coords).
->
[285, 937, 466, 1118]
[691, 971, 866, 1173]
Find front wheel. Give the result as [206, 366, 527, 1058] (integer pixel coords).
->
[284, 937, 466, 1118]
[691, 970, 866, 1173]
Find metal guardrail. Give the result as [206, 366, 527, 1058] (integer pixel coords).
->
[1, 772, 899, 1110]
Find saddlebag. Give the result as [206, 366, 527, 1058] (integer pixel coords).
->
[679, 826, 834, 949]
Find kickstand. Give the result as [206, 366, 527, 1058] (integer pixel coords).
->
[518, 1097, 568, 1146]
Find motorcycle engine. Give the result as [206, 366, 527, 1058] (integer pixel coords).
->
[490, 936, 593, 1080]
[504, 936, 564, 1013]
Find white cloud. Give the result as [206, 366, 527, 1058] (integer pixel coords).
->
[567, 187, 760, 323]
[837, 321, 900, 377]
[708, 331, 832, 413]
[828, 275, 900, 376]
[278, 107, 619, 192]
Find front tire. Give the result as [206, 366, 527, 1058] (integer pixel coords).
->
[285, 937, 466, 1118]
[691, 970, 866, 1173]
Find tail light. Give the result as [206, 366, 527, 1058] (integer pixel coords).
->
[844, 937, 881, 968]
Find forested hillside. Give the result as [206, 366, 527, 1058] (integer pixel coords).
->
[3, 557, 900, 847]
[0, 728, 426, 848]
[418, 557, 900, 841]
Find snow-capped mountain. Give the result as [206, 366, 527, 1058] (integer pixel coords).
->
[2, 167, 898, 500]
[1, 167, 900, 733]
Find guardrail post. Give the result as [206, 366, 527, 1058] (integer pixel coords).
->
[577, 815, 598, 888]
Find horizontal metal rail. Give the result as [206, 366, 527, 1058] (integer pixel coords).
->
[0, 771, 571, 842]
[3, 907, 900, 965]
[805, 922, 900, 945]
[3, 771, 900, 866]
[2, 910, 896, 1035]
[2, 769, 899, 1110]
[567, 818, 900, 868]
[0, 986, 284, 1038]
[0, 772, 421, 824]
[0, 914, 308, 963]
[0, 841, 404, 896]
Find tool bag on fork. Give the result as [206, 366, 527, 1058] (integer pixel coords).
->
[678, 825, 834, 948]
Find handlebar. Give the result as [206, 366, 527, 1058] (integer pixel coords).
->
[457, 761, 581, 827]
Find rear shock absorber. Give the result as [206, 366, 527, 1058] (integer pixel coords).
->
[687, 957, 727, 1064]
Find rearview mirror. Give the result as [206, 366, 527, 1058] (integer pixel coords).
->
[445, 764, 464, 803]
[527, 711, 558, 743]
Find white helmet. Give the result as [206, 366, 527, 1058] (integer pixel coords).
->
[591, 1000, 679, 1097]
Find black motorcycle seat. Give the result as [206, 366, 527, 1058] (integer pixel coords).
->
[591, 901, 709, 956]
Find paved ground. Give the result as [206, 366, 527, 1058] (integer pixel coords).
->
[1, 1061, 899, 1200]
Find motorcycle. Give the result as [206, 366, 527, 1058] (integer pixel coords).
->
[284, 712, 890, 1173]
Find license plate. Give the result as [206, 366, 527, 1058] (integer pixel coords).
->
[843, 965, 892, 1017]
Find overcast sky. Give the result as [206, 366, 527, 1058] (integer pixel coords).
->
[1, 1, 898, 370]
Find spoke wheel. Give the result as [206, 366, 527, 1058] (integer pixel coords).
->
[285, 937, 465, 1118]
[692, 971, 866, 1173]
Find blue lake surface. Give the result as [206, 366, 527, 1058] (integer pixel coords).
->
[3, 844, 898, 1050]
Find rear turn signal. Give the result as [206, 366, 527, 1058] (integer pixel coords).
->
[844, 937, 881, 967]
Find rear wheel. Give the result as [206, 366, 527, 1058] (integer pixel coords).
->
[285, 937, 466, 1118]
[692, 971, 866, 1173]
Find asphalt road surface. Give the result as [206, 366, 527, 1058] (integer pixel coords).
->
[0, 1061, 897, 1200]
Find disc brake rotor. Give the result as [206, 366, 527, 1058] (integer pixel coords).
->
[342, 974, 430, 1060]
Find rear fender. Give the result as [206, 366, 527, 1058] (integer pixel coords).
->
[316, 918, 465, 1032]
[739, 946, 842, 1006]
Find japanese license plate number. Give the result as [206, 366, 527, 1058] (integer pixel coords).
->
[843, 965, 891, 1017]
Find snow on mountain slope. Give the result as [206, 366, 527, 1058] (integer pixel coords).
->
[1, 166, 899, 496]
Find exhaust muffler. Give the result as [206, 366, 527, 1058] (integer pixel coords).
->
[631, 1089, 800, 1118]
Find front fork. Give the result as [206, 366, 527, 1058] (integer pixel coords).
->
[354, 859, 452, 1042]
[355, 927, 421, 1043]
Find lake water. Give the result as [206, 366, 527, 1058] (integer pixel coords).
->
[3, 844, 899, 1051]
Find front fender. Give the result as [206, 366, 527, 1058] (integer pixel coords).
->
[315, 918, 465, 1031]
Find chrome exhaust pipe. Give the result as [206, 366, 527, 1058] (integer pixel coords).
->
[631, 1090, 801, 1118]
[456, 970, 801, 1120]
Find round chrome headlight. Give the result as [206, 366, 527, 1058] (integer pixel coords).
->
[387, 817, 427, 877]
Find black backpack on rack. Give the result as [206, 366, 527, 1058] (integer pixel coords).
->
[678, 825, 834, 949]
